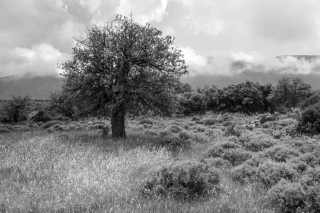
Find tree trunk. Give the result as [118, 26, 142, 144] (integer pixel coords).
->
[111, 101, 126, 138]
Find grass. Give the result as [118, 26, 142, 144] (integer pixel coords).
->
[2, 112, 309, 212]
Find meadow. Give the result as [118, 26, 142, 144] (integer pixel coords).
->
[0, 111, 319, 212]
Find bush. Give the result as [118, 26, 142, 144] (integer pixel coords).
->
[202, 117, 216, 125]
[168, 125, 182, 133]
[52, 115, 70, 122]
[297, 103, 320, 135]
[157, 135, 191, 151]
[1, 95, 31, 123]
[224, 123, 241, 137]
[140, 160, 221, 200]
[177, 92, 207, 115]
[240, 133, 277, 152]
[260, 145, 300, 162]
[0, 127, 11, 134]
[41, 120, 63, 129]
[268, 180, 305, 212]
[30, 110, 53, 123]
[231, 161, 298, 189]
[214, 81, 272, 114]
[300, 92, 320, 109]
[139, 119, 153, 125]
[200, 157, 232, 169]
[205, 142, 252, 166]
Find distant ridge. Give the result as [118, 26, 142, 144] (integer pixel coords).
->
[276, 55, 320, 62]
[0, 75, 63, 100]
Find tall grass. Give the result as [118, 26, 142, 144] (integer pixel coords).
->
[0, 130, 273, 212]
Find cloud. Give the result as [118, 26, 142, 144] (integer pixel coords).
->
[250, 0, 319, 42]
[180, 47, 320, 77]
[0, 43, 69, 77]
[117, 0, 168, 24]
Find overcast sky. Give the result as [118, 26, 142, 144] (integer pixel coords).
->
[1, 0, 320, 79]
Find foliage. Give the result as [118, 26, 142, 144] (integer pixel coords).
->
[205, 142, 252, 166]
[231, 161, 298, 189]
[60, 15, 187, 138]
[260, 145, 300, 162]
[140, 160, 220, 200]
[49, 90, 79, 118]
[212, 81, 272, 114]
[300, 91, 320, 109]
[268, 76, 311, 109]
[177, 92, 207, 115]
[296, 103, 320, 135]
[41, 120, 64, 129]
[0, 126, 11, 134]
[157, 135, 191, 151]
[30, 109, 53, 123]
[268, 180, 305, 212]
[1, 95, 31, 123]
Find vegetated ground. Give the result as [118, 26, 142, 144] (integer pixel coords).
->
[0, 111, 319, 212]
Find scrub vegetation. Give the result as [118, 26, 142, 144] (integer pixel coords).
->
[1, 15, 320, 213]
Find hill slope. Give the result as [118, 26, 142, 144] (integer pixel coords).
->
[0, 75, 63, 100]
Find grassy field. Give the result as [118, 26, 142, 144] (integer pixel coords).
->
[0, 112, 319, 212]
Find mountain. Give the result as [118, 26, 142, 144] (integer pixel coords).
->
[276, 55, 320, 62]
[1, 55, 319, 100]
[0, 75, 63, 100]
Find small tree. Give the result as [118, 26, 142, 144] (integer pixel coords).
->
[268, 77, 311, 109]
[60, 15, 188, 138]
[2, 95, 31, 123]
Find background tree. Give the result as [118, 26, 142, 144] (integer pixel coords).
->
[268, 77, 311, 110]
[214, 81, 271, 114]
[2, 95, 31, 123]
[60, 15, 187, 138]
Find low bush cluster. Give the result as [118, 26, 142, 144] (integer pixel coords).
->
[140, 160, 221, 200]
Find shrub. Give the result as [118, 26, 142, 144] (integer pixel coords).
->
[200, 157, 232, 169]
[157, 135, 191, 151]
[13, 125, 30, 132]
[300, 92, 320, 109]
[203, 117, 216, 125]
[224, 124, 242, 137]
[276, 118, 297, 126]
[268, 180, 305, 212]
[297, 103, 320, 135]
[1, 95, 31, 123]
[260, 145, 300, 162]
[231, 161, 298, 189]
[41, 120, 63, 129]
[52, 115, 70, 122]
[140, 160, 221, 200]
[214, 81, 272, 113]
[243, 138, 277, 152]
[178, 131, 191, 140]
[177, 92, 207, 115]
[168, 125, 182, 133]
[139, 119, 153, 125]
[205, 142, 252, 166]
[0, 127, 11, 134]
[30, 109, 53, 123]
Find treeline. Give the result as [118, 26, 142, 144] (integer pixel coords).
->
[1, 76, 320, 135]
[176, 76, 315, 115]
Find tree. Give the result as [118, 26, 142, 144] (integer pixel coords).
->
[2, 95, 31, 123]
[214, 81, 271, 114]
[268, 77, 311, 109]
[60, 15, 188, 138]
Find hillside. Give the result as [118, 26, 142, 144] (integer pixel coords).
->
[0, 75, 63, 100]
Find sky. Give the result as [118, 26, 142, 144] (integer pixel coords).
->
[1, 0, 320, 86]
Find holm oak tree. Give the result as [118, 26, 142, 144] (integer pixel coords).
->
[60, 15, 188, 138]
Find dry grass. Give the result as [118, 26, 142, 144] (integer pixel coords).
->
[0, 113, 295, 212]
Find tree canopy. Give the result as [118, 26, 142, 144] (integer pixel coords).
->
[60, 15, 188, 138]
